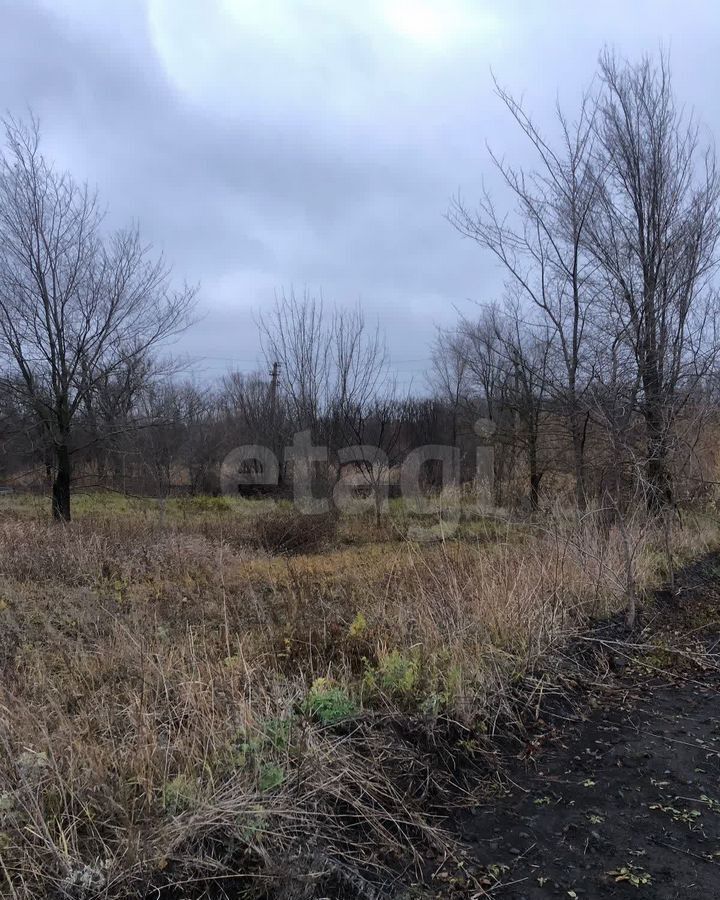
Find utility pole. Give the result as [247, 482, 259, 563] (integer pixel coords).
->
[269, 361, 281, 486]
[269, 361, 280, 421]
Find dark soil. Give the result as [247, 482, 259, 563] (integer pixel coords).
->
[429, 553, 720, 899]
[449, 678, 720, 897]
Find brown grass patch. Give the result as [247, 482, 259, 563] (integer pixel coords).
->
[0, 501, 716, 897]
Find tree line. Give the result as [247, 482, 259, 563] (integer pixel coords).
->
[1, 51, 719, 520]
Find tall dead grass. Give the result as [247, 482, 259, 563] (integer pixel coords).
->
[0, 505, 716, 897]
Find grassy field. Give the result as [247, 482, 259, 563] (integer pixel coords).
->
[0, 493, 717, 898]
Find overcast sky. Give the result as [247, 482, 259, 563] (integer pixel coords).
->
[1, 0, 719, 388]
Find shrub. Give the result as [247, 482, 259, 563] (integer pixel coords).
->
[304, 677, 357, 725]
[254, 509, 337, 555]
[365, 649, 420, 699]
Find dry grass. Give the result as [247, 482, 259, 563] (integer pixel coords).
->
[0, 496, 717, 898]
[253, 508, 338, 555]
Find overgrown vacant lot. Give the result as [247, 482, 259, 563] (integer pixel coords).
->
[0, 495, 717, 898]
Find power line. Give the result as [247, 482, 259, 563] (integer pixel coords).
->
[186, 355, 432, 366]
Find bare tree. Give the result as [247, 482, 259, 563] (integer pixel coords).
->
[589, 50, 720, 509]
[257, 289, 330, 435]
[221, 369, 288, 448]
[429, 326, 471, 447]
[0, 117, 196, 519]
[455, 309, 517, 505]
[497, 308, 554, 511]
[436, 303, 554, 511]
[78, 350, 156, 485]
[258, 289, 395, 507]
[333, 392, 404, 526]
[177, 383, 224, 496]
[450, 77, 602, 507]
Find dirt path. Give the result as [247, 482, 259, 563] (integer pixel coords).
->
[451, 671, 720, 898]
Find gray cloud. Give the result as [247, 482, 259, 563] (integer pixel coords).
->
[1, 0, 718, 383]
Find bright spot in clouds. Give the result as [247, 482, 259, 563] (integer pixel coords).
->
[148, 0, 503, 113]
[383, 0, 486, 49]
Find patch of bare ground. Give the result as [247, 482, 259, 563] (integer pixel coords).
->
[424, 553, 720, 899]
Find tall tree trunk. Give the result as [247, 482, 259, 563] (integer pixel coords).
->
[52, 441, 71, 522]
[374, 484, 383, 528]
[643, 370, 672, 511]
[96, 446, 107, 486]
[570, 409, 587, 510]
[566, 363, 587, 510]
[645, 427, 672, 510]
[528, 433, 541, 512]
